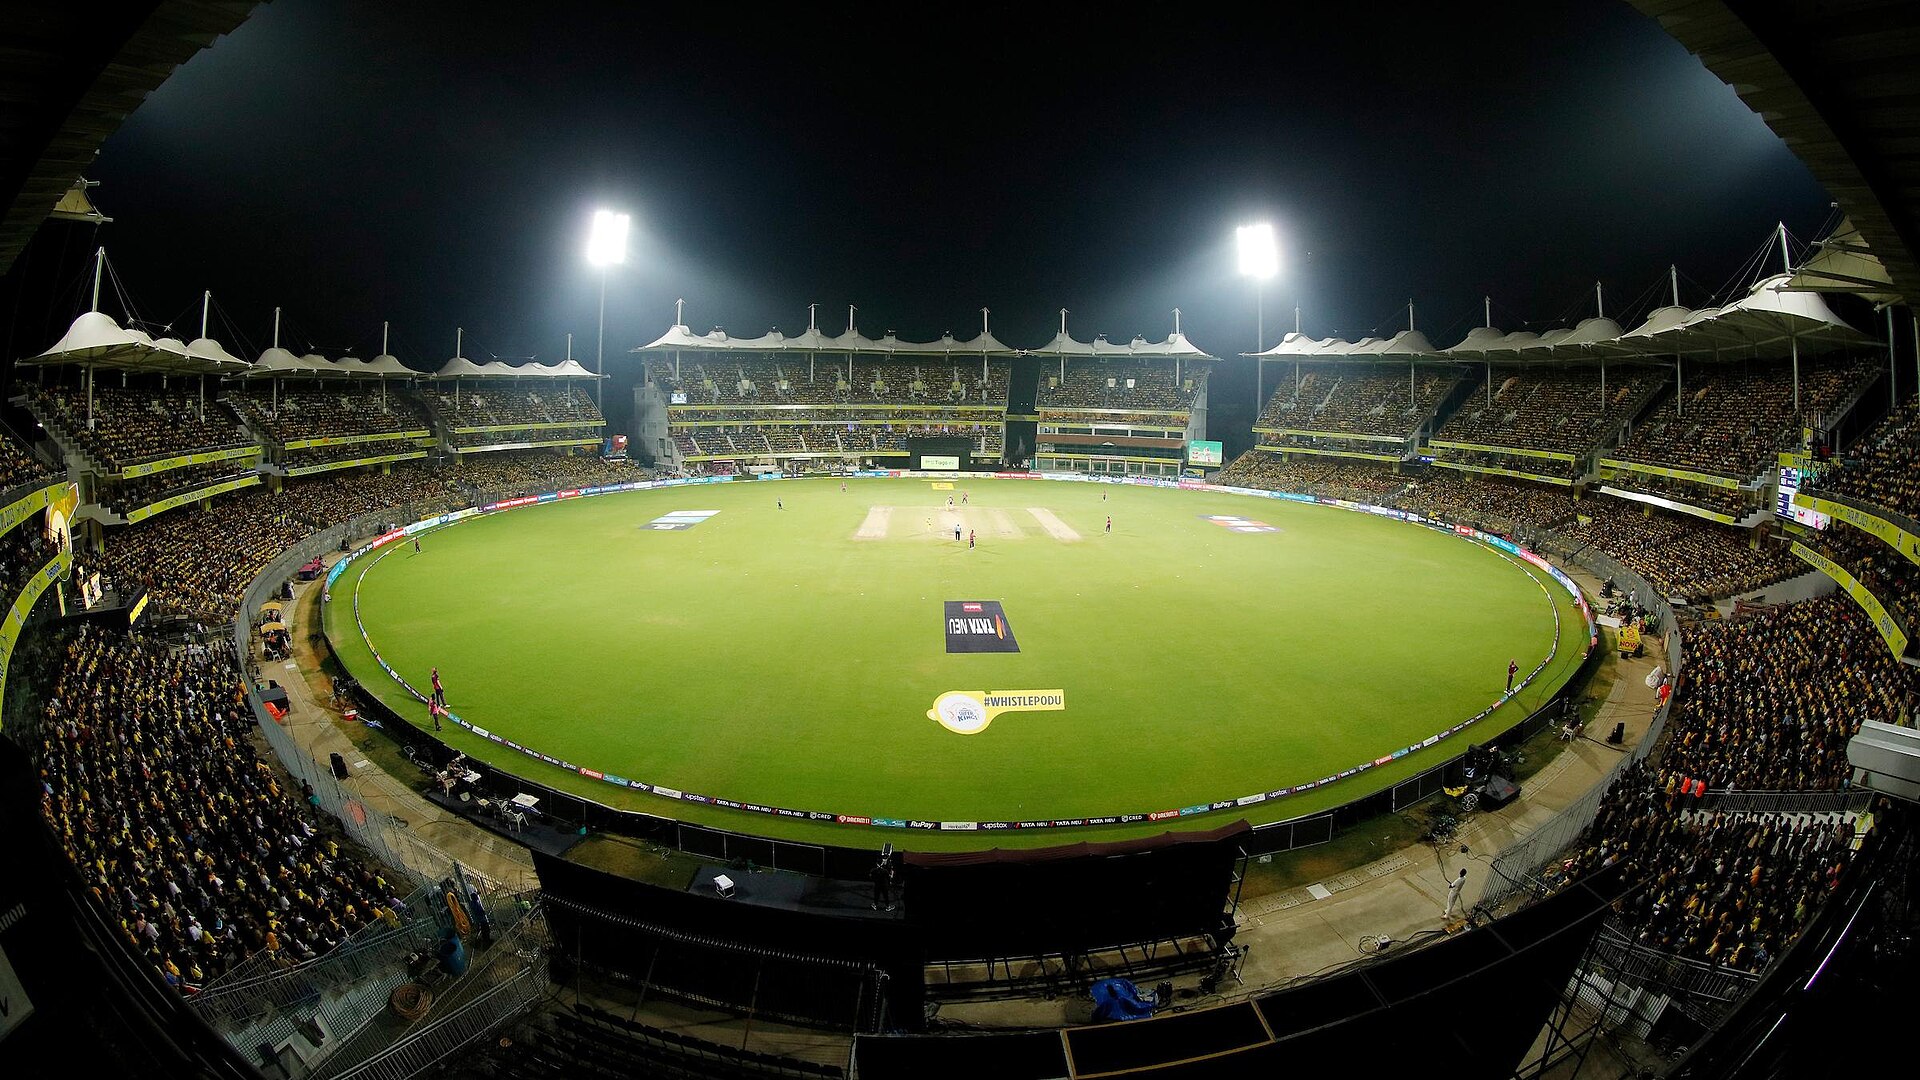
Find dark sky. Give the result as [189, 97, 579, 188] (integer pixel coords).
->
[11, 0, 1833, 426]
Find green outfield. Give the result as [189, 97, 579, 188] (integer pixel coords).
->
[323, 477, 1589, 850]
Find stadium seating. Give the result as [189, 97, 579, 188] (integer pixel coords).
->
[1608, 358, 1875, 482]
[1216, 453, 1800, 603]
[1213, 450, 1410, 504]
[229, 385, 432, 445]
[648, 358, 1009, 408]
[1255, 363, 1459, 439]
[1, 430, 60, 491]
[99, 462, 257, 516]
[1561, 759, 1855, 972]
[1806, 393, 1920, 522]
[1037, 361, 1203, 412]
[27, 383, 251, 472]
[434, 385, 606, 430]
[1805, 524, 1920, 636]
[1434, 367, 1660, 456]
[31, 626, 405, 988]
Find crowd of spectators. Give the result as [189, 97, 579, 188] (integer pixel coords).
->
[30, 627, 404, 988]
[648, 358, 1011, 408]
[1599, 472, 1754, 522]
[1037, 361, 1205, 412]
[1, 521, 58, 609]
[1, 432, 60, 492]
[1394, 473, 1581, 530]
[673, 423, 1002, 460]
[1255, 363, 1461, 438]
[434, 385, 605, 430]
[101, 462, 257, 515]
[76, 452, 643, 620]
[281, 444, 427, 473]
[450, 426, 600, 449]
[1435, 367, 1660, 456]
[1560, 759, 1855, 972]
[230, 386, 432, 445]
[1661, 596, 1905, 790]
[1431, 447, 1582, 482]
[1807, 393, 1920, 523]
[1213, 450, 1410, 503]
[29, 384, 251, 473]
[1609, 358, 1874, 482]
[1806, 523, 1920, 635]
[1214, 455, 1798, 602]
[1559, 498, 1799, 602]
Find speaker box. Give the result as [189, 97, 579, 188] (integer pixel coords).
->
[329, 752, 350, 780]
[1481, 775, 1521, 809]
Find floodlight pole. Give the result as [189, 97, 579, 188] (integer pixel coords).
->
[1254, 279, 1264, 411]
[596, 268, 608, 410]
[1295, 308, 1302, 395]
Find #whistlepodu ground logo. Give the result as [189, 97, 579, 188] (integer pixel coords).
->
[928, 690, 1067, 735]
[934, 601, 1061, 734]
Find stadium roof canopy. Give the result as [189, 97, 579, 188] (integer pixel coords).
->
[1249, 276, 1870, 363]
[1631, 0, 1920, 304]
[0, 2, 260, 276]
[429, 356, 600, 379]
[1780, 217, 1902, 306]
[239, 349, 425, 379]
[19, 310, 251, 375]
[636, 323, 1020, 357]
[636, 312, 1216, 361]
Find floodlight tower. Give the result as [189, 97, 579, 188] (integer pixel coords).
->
[585, 209, 631, 410]
[1237, 223, 1279, 409]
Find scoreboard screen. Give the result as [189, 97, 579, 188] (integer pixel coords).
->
[1187, 440, 1224, 466]
[1776, 467, 1831, 529]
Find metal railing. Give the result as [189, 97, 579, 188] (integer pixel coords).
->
[322, 967, 547, 1080]
[317, 906, 552, 1080]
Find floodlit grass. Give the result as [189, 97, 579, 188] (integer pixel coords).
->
[326, 478, 1586, 850]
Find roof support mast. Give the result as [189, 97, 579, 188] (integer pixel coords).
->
[198, 290, 211, 421]
[271, 306, 282, 418]
[982, 307, 990, 383]
[1781, 224, 1800, 413]
[1294, 307, 1302, 396]
[1596, 282, 1606, 410]
[1408, 299, 1416, 407]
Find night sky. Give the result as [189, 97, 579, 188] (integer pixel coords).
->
[6, 0, 1834, 436]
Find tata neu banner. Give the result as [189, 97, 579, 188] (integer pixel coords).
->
[944, 600, 1019, 653]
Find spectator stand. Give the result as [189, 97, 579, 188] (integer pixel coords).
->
[1030, 313, 1215, 478]
[13, 298, 262, 533]
[428, 354, 605, 457]
[236, 349, 437, 479]
[1426, 361, 1669, 487]
[634, 309, 1021, 472]
[1250, 326, 1468, 465]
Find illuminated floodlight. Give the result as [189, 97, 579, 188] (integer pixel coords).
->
[1236, 223, 1278, 280]
[586, 209, 630, 267]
